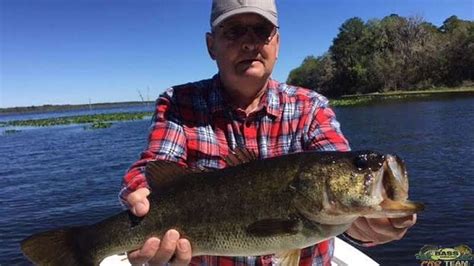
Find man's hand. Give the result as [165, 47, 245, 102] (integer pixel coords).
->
[346, 214, 417, 246]
[126, 187, 192, 265]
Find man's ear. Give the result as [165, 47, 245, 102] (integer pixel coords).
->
[206, 32, 216, 60]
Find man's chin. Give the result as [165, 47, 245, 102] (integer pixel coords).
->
[236, 67, 266, 79]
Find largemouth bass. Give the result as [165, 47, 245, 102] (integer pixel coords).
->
[21, 149, 424, 265]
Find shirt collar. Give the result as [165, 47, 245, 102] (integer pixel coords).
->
[260, 79, 281, 119]
[208, 74, 229, 115]
[208, 74, 281, 119]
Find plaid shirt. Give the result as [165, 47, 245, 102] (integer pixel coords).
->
[120, 74, 350, 266]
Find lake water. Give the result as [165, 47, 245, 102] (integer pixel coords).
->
[1, 97, 473, 265]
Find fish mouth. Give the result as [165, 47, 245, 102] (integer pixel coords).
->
[383, 154, 408, 201]
[370, 155, 424, 218]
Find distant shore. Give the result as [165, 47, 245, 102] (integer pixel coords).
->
[0, 101, 154, 115]
[331, 86, 474, 107]
[2, 86, 473, 115]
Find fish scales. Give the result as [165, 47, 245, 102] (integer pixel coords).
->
[147, 152, 333, 256]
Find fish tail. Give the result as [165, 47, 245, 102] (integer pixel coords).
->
[21, 226, 96, 266]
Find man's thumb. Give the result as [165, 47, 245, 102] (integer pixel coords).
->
[132, 201, 149, 217]
[127, 188, 151, 217]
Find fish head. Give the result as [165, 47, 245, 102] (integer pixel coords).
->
[326, 151, 387, 214]
[295, 151, 424, 224]
[327, 151, 424, 220]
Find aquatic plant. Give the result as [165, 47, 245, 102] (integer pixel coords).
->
[331, 87, 474, 107]
[5, 112, 152, 128]
[86, 120, 113, 129]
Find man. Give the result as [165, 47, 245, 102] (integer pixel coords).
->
[120, 0, 417, 265]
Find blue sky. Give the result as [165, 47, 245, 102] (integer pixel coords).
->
[1, 0, 473, 108]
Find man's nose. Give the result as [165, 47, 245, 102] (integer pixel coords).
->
[241, 29, 264, 51]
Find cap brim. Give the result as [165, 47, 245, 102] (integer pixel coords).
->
[211, 7, 278, 28]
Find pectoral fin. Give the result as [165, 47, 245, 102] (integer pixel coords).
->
[246, 218, 303, 237]
[275, 249, 301, 266]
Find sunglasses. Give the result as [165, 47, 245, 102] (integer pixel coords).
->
[217, 23, 278, 44]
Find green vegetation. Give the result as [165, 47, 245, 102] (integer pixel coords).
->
[288, 15, 473, 97]
[0, 101, 153, 115]
[3, 112, 152, 128]
[86, 120, 113, 129]
[330, 87, 474, 107]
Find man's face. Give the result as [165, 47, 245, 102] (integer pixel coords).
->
[206, 13, 280, 86]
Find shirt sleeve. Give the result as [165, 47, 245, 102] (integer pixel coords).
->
[305, 101, 351, 152]
[119, 90, 188, 206]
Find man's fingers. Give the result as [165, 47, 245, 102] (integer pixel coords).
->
[148, 230, 180, 265]
[366, 217, 407, 242]
[348, 217, 409, 244]
[127, 232, 192, 266]
[125, 190, 192, 265]
[390, 214, 417, 229]
[128, 237, 160, 265]
[170, 239, 192, 266]
[127, 187, 151, 217]
[346, 217, 375, 242]
[132, 201, 149, 217]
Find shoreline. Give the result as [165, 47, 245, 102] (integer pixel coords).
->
[1, 112, 152, 128]
[0, 101, 155, 115]
[340, 86, 474, 98]
[330, 86, 474, 107]
[2, 86, 474, 115]
[1, 87, 473, 128]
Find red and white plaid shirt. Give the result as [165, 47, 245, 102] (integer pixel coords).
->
[120, 74, 350, 266]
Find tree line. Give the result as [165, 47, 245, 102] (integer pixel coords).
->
[287, 15, 473, 97]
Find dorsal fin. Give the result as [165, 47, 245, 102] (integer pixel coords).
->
[145, 160, 205, 193]
[223, 147, 258, 167]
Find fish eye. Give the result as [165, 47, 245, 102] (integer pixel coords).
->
[354, 154, 369, 170]
[354, 152, 385, 171]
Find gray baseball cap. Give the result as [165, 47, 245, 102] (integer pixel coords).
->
[210, 0, 278, 28]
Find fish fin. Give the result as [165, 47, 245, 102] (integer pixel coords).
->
[223, 147, 258, 167]
[21, 227, 95, 266]
[145, 160, 205, 192]
[364, 199, 425, 218]
[246, 218, 303, 237]
[274, 249, 301, 266]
